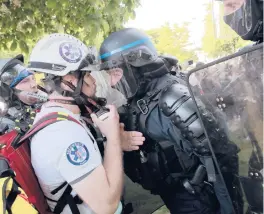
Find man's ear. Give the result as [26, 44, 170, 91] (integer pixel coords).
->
[110, 69, 123, 86]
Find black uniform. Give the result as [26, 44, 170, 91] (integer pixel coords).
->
[99, 28, 241, 214]
[120, 71, 243, 214]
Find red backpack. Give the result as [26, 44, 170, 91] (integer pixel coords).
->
[0, 112, 83, 214]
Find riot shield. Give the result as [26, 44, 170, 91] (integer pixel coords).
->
[188, 43, 263, 214]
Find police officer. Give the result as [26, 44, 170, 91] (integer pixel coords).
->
[219, 0, 263, 44]
[0, 55, 47, 134]
[99, 28, 240, 214]
[27, 33, 125, 214]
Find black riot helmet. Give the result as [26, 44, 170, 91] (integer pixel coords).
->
[99, 28, 161, 99]
[0, 55, 26, 110]
[217, 0, 263, 42]
[0, 55, 24, 116]
[0, 54, 48, 116]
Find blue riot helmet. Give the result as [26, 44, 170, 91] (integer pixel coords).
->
[99, 28, 159, 99]
[0, 55, 26, 114]
[0, 55, 47, 111]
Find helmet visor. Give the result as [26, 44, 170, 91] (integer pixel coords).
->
[99, 47, 156, 99]
[1, 64, 33, 88]
[91, 71, 127, 108]
[103, 62, 138, 100]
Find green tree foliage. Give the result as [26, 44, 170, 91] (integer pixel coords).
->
[146, 23, 198, 63]
[0, 0, 139, 54]
[202, 3, 251, 58]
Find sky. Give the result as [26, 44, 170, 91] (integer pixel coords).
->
[125, 0, 211, 48]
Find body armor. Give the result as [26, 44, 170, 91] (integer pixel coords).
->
[119, 74, 241, 213]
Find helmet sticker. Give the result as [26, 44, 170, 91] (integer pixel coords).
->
[59, 42, 83, 63]
[66, 142, 89, 165]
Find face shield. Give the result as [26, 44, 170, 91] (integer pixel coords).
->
[0, 64, 48, 106]
[108, 66, 138, 100]
[35, 69, 108, 115]
[0, 64, 33, 88]
[91, 70, 127, 108]
[100, 46, 155, 100]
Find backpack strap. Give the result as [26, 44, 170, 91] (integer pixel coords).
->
[50, 182, 68, 195]
[2, 177, 21, 214]
[18, 112, 82, 144]
[45, 182, 83, 214]
[51, 185, 82, 214]
[2, 177, 11, 214]
[6, 179, 20, 209]
[16, 112, 84, 214]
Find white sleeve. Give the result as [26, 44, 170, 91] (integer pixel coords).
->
[55, 122, 102, 184]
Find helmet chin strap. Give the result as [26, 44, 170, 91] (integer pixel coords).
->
[60, 71, 107, 115]
[48, 99, 77, 105]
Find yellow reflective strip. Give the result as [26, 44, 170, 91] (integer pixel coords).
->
[58, 112, 68, 116]
[29, 124, 32, 128]
[15, 119, 19, 122]
[57, 118, 67, 121]
[30, 117, 35, 120]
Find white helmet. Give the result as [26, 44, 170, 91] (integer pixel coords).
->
[28, 33, 98, 76]
[27, 33, 108, 114]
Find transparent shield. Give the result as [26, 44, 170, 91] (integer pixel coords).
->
[188, 43, 263, 214]
[91, 71, 127, 108]
[101, 63, 138, 100]
[0, 64, 32, 87]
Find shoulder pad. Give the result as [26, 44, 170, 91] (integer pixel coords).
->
[159, 83, 191, 116]
[158, 83, 227, 155]
[159, 83, 205, 141]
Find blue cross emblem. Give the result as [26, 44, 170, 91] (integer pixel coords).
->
[66, 142, 89, 165]
[59, 42, 82, 63]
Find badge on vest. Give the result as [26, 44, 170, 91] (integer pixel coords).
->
[66, 142, 89, 165]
